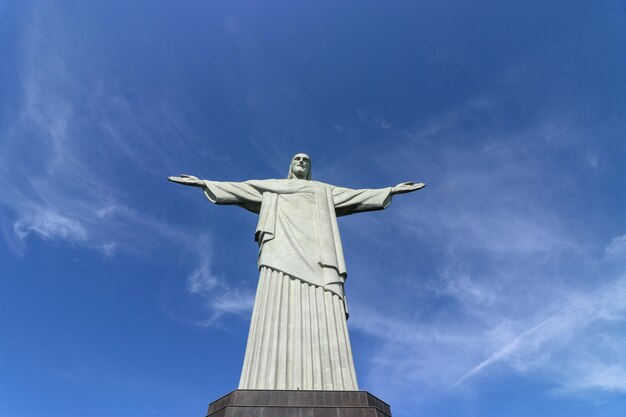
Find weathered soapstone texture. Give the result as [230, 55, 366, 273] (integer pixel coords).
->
[169, 153, 424, 391]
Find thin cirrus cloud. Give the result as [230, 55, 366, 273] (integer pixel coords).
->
[336, 99, 626, 408]
[350, 273, 626, 412]
[357, 109, 392, 130]
[0, 8, 251, 324]
[182, 239, 256, 327]
[455, 275, 626, 387]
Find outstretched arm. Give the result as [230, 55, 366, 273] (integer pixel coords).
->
[332, 185, 392, 217]
[167, 174, 263, 213]
[333, 181, 425, 217]
[390, 181, 426, 195]
[168, 174, 205, 187]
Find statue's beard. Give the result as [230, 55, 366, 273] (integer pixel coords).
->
[292, 167, 308, 178]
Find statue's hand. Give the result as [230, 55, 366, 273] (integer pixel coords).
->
[391, 181, 426, 195]
[167, 174, 205, 187]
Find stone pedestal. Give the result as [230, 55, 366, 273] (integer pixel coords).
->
[206, 389, 392, 417]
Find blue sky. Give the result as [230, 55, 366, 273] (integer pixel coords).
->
[1, 0, 626, 416]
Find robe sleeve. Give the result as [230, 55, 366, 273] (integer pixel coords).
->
[332, 185, 393, 217]
[202, 180, 263, 214]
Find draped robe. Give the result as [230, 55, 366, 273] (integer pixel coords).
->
[202, 178, 392, 390]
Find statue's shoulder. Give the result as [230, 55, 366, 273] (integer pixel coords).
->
[245, 179, 330, 191]
[244, 179, 291, 192]
[310, 180, 333, 188]
[245, 178, 284, 186]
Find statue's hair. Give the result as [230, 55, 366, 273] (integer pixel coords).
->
[287, 153, 312, 180]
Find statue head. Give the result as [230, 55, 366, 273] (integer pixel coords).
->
[288, 153, 311, 180]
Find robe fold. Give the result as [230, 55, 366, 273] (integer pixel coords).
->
[202, 178, 392, 390]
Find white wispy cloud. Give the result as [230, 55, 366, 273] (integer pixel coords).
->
[436, 269, 498, 307]
[186, 259, 220, 295]
[181, 237, 255, 326]
[561, 362, 626, 393]
[455, 276, 626, 387]
[13, 207, 88, 243]
[336, 97, 626, 410]
[605, 234, 626, 258]
[0, 3, 248, 327]
[357, 109, 392, 130]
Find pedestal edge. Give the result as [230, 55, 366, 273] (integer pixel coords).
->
[207, 389, 392, 416]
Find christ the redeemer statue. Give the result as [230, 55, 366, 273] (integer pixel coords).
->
[168, 153, 424, 391]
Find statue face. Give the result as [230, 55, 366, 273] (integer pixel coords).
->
[290, 153, 310, 179]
